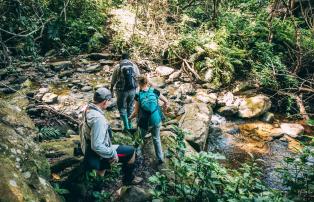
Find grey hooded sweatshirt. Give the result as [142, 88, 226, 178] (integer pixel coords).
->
[85, 103, 117, 159]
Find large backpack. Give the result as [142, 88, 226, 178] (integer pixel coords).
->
[139, 88, 159, 114]
[117, 61, 137, 90]
[138, 88, 161, 129]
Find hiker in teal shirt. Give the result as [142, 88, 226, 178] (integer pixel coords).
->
[129, 75, 169, 164]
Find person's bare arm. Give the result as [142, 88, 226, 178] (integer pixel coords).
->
[159, 94, 169, 110]
[129, 101, 139, 120]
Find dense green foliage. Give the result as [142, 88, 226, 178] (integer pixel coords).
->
[149, 127, 285, 201]
[168, 0, 314, 89]
[0, 0, 109, 66]
[150, 127, 314, 201]
[276, 144, 314, 201]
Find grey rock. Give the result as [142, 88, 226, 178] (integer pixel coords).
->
[50, 61, 72, 71]
[262, 112, 275, 123]
[280, 123, 304, 138]
[176, 107, 185, 116]
[271, 133, 285, 140]
[225, 127, 240, 135]
[156, 66, 175, 77]
[42, 93, 58, 104]
[59, 70, 74, 78]
[179, 103, 213, 151]
[99, 59, 115, 65]
[86, 64, 101, 73]
[87, 53, 111, 60]
[76, 68, 85, 73]
[238, 95, 271, 118]
[217, 92, 234, 107]
[38, 87, 49, 95]
[119, 186, 150, 202]
[217, 106, 238, 117]
[81, 86, 93, 92]
[0, 101, 59, 201]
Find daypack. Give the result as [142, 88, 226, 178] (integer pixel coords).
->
[79, 108, 90, 155]
[138, 88, 161, 129]
[117, 61, 137, 90]
[79, 107, 113, 155]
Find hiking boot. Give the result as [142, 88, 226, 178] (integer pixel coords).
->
[132, 176, 143, 184]
[157, 159, 164, 165]
[121, 115, 130, 131]
[123, 176, 143, 185]
[127, 128, 137, 134]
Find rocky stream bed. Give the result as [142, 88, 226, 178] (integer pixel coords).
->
[0, 52, 312, 201]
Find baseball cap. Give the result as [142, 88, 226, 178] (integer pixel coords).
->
[94, 87, 112, 103]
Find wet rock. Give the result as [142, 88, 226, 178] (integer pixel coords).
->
[225, 126, 240, 135]
[86, 64, 101, 73]
[217, 92, 234, 107]
[211, 114, 227, 126]
[156, 66, 175, 77]
[262, 112, 275, 123]
[119, 186, 150, 202]
[0, 101, 59, 202]
[42, 93, 58, 104]
[150, 76, 166, 88]
[207, 126, 223, 152]
[0, 86, 17, 94]
[176, 83, 195, 97]
[81, 86, 93, 92]
[176, 106, 185, 116]
[45, 72, 55, 78]
[76, 68, 85, 73]
[166, 70, 182, 83]
[195, 90, 216, 105]
[50, 61, 72, 71]
[179, 103, 212, 151]
[0, 68, 8, 79]
[271, 132, 285, 140]
[87, 53, 111, 60]
[238, 95, 271, 118]
[99, 59, 115, 65]
[280, 123, 304, 138]
[59, 70, 74, 78]
[217, 106, 238, 117]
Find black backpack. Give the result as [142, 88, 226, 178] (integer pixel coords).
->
[119, 61, 137, 90]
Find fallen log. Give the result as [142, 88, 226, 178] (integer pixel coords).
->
[27, 105, 80, 129]
[51, 156, 82, 173]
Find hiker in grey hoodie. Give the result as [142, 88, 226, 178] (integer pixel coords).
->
[80, 87, 142, 185]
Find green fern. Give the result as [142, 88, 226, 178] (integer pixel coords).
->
[39, 127, 62, 141]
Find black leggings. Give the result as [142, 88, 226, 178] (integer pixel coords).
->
[84, 145, 135, 171]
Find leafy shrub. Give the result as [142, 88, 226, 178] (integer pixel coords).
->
[39, 126, 62, 141]
[84, 167, 120, 201]
[276, 146, 314, 201]
[0, 0, 110, 61]
[149, 126, 284, 201]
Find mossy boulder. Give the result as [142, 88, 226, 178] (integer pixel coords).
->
[179, 103, 213, 151]
[0, 100, 59, 202]
[238, 95, 271, 118]
[142, 131, 196, 168]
